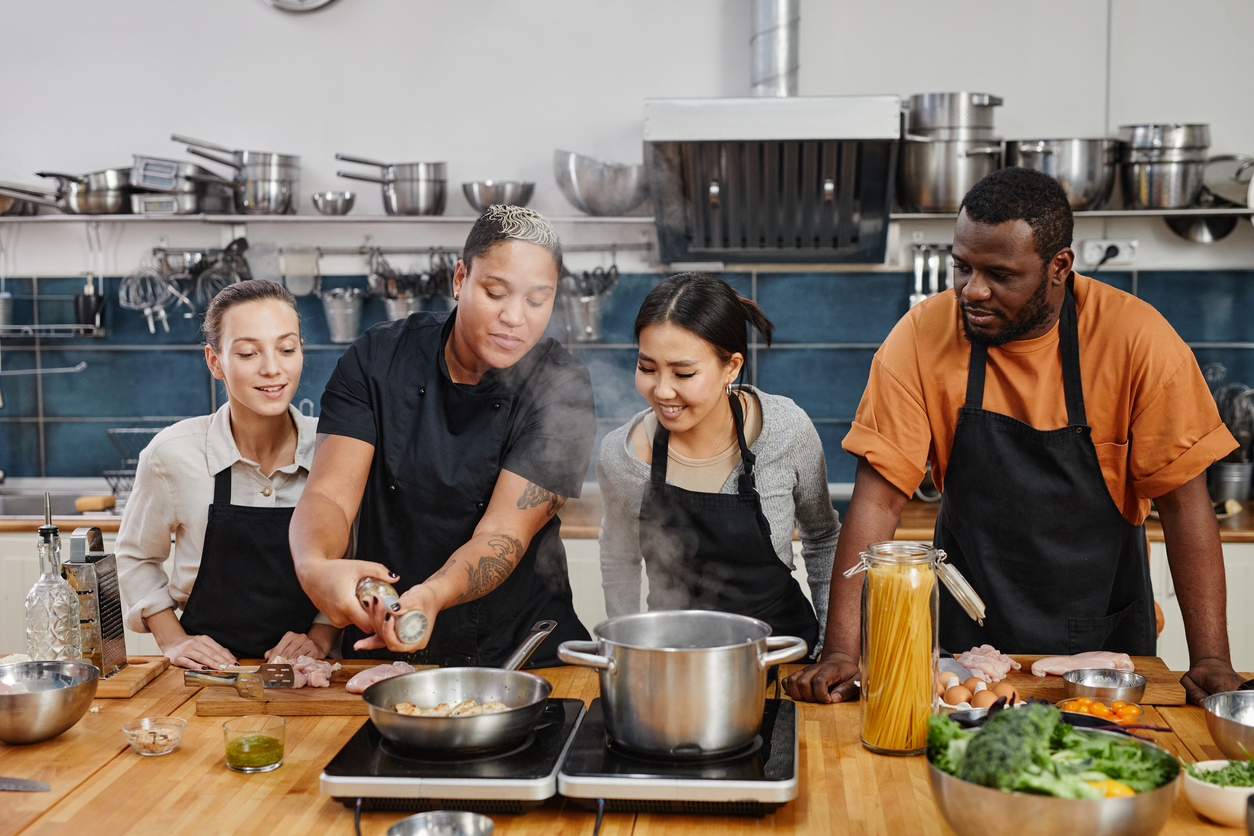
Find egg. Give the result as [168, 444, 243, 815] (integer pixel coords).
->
[944, 685, 972, 705]
[992, 682, 1018, 703]
[962, 677, 985, 692]
[939, 673, 960, 691]
[970, 689, 999, 709]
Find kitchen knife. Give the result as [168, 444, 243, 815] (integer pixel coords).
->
[0, 777, 51, 792]
[184, 663, 294, 699]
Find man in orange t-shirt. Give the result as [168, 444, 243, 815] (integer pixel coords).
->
[785, 168, 1244, 706]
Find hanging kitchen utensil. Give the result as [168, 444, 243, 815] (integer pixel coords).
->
[119, 262, 175, 333]
[909, 246, 927, 307]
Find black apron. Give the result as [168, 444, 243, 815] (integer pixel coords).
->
[342, 315, 589, 668]
[180, 468, 320, 659]
[638, 393, 820, 653]
[933, 279, 1156, 655]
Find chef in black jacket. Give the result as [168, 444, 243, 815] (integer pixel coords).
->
[290, 206, 596, 667]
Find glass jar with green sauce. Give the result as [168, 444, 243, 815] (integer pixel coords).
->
[223, 715, 286, 773]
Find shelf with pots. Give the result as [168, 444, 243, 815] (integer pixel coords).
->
[0, 214, 657, 224]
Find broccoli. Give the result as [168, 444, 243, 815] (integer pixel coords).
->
[957, 703, 1060, 791]
[927, 714, 973, 775]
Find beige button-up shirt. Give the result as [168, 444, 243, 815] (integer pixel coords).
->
[116, 403, 325, 634]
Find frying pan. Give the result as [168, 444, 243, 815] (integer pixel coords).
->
[362, 620, 556, 751]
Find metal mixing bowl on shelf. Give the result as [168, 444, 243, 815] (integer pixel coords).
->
[1203, 691, 1254, 761]
[0, 660, 100, 744]
[553, 149, 649, 216]
[311, 191, 355, 215]
[462, 181, 534, 212]
[1062, 668, 1147, 704]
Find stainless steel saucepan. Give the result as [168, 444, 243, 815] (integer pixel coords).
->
[172, 134, 300, 215]
[361, 620, 556, 751]
[0, 176, 130, 216]
[336, 153, 447, 216]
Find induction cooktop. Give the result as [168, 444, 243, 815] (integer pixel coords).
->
[320, 698, 585, 814]
[557, 698, 798, 816]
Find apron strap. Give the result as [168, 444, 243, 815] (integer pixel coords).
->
[649, 417, 671, 485]
[212, 467, 233, 506]
[965, 344, 989, 409]
[1059, 276, 1088, 428]
[729, 391, 758, 493]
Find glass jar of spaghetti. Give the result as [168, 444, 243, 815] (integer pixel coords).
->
[847, 542, 983, 756]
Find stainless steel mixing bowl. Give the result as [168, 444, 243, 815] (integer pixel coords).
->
[1204, 691, 1254, 761]
[387, 811, 495, 836]
[312, 191, 356, 215]
[928, 729, 1180, 836]
[462, 181, 534, 212]
[1062, 669, 1147, 703]
[0, 660, 100, 744]
[553, 149, 649, 216]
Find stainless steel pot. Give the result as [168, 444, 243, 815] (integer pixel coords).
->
[172, 134, 300, 215]
[1005, 139, 1119, 210]
[898, 137, 1004, 213]
[36, 167, 130, 192]
[1119, 123, 1210, 150]
[0, 181, 128, 215]
[131, 155, 225, 194]
[131, 190, 234, 215]
[557, 610, 808, 757]
[907, 92, 1003, 139]
[0, 192, 37, 216]
[1203, 155, 1254, 207]
[1120, 147, 1207, 210]
[361, 620, 556, 751]
[34, 168, 132, 214]
[336, 155, 447, 216]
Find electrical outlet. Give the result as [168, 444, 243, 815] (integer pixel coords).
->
[1080, 239, 1138, 267]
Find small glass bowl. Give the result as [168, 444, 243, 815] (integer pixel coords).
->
[122, 716, 187, 756]
[223, 715, 286, 773]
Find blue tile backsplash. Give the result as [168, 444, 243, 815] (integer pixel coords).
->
[2, 269, 1253, 481]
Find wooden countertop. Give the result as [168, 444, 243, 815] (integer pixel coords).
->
[3, 661, 1248, 836]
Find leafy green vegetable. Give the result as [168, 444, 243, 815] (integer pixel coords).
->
[927, 704, 1175, 798]
[1185, 760, 1254, 787]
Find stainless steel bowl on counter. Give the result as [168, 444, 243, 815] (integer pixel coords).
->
[1062, 668, 1147, 703]
[928, 730, 1180, 836]
[1203, 690, 1254, 761]
[462, 180, 534, 212]
[0, 660, 100, 745]
[1005, 139, 1120, 210]
[554, 149, 649, 216]
[898, 137, 1003, 213]
[557, 610, 808, 757]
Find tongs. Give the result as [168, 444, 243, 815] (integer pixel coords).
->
[183, 663, 294, 699]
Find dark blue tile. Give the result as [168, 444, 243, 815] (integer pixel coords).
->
[44, 420, 174, 477]
[1190, 348, 1254, 391]
[757, 272, 911, 344]
[292, 348, 348, 414]
[755, 347, 876, 421]
[0, 349, 39, 417]
[814, 420, 856, 485]
[41, 349, 211, 418]
[0, 421, 41, 477]
[1090, 270, 1134, 295]
[1138, 270, 1254, 343]
[570, 348, 648, 420]
[596, 273, 658, 345]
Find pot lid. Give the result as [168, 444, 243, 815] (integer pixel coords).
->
[1203, 155, 1254, 207]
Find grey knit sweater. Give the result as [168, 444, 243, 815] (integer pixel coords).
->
[596, 386, 839, 650]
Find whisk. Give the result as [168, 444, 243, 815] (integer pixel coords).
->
[119, 262, 175, 333]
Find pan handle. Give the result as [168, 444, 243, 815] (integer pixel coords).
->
[34, 171, 86, 185]
[760, 635, 809, 668]
[335, 153, 391, 168]
[0, 186, 61, 209]
[556, 640, 615, 673]
[186, 147, 243, 170]
[186, 173, 242, 191]
[183, 670, 238, 687]
[337, 170, 390, 185]
[172, 133, 235, 155]
[501, 620, 557, 671]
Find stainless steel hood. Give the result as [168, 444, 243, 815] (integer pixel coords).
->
[644, 95, 901, 265]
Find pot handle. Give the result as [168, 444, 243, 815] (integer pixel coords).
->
[500, 620, 557, 671]
[335, 153, 391, 168]
[557, 640, 616, 673]
[0, 186, 61, 209]
[337, 170, 390, 185]
[964, 146, 1004, 158]
[760, 635, 808, 668]
[185, 147, 243, 170]
[171, 133, 235, 155]
[34, 171, 86, 184]
[1015, 142, 1054, 155]
[186, 173, 242, 191]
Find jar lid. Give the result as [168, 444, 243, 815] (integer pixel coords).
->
[934, 551, 986, 625]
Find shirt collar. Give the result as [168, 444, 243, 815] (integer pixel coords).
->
[205, 402, 314, 477]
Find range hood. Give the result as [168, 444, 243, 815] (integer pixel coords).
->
[643, 95, 901, 265]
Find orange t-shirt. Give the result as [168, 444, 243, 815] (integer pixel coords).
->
[842, 273, 1237, 525]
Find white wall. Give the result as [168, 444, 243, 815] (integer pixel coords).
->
[2, 0, 1253, 274]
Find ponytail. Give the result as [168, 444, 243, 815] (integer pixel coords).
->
[633, 272, 774, 365]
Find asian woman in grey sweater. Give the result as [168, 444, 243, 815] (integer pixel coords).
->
[596, 273, 839, 658]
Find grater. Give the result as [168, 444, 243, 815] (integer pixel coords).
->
[64, 526, 128, 678]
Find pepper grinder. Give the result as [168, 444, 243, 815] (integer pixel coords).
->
[355, 577, 429, 645]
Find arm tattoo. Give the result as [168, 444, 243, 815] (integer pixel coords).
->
[517, 481, 564, 518]
[455, 535, 523, 604]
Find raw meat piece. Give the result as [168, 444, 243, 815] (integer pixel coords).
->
[1030, 651, 1135, 677]
[345, 662, 416, 694]
[955, 644, 1022, 683]
[271, 655, 341, 689]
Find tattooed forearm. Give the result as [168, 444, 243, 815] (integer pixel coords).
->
[517, 481, 564, 517]
[455, 535, 523, 604]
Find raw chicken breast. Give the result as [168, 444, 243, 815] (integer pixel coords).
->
[1030, 651, 1135, 677]
[271, 655, 341, 689]
[955, 645, 1022, 683]
[345, 662, 416, 694]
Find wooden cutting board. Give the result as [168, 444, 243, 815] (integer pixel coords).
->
[95, 656, 169, 698]
[1001, 655, 1186, 705]
[192, 661, 436, 716]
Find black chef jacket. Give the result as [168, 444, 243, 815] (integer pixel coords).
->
[318, 311, 597, 667]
